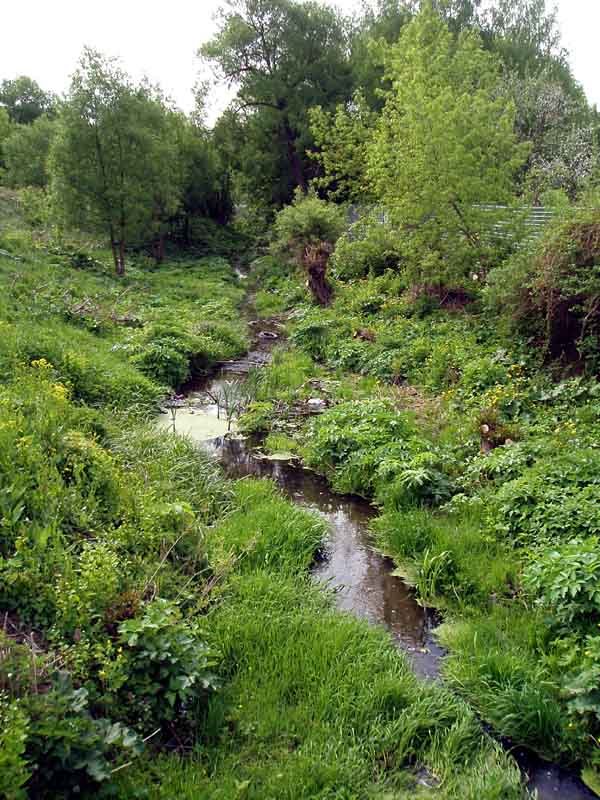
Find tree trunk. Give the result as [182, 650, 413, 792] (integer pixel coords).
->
[116, 239, 126, 276]
[110, 240, 120, 275]
[152, 234, 165, 264]
[302, 243, 334, 307]
[282, 117, 306, 192]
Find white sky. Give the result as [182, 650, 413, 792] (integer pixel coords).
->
[1, 0, 598, 122]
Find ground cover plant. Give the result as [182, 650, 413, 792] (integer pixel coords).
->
[0, 212, 527, 798]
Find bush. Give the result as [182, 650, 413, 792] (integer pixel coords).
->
[304, 399, 451, 504]
[0, 698, 29, 800]
[23, 677, 141, 798]
[271, 189, 345, 267]
[492, 449, 600, 546]
[486, 206, 600, 372]
[331, 216, 402, 280]
[523, 537, 600, 631]
[116, 599, 218, 730]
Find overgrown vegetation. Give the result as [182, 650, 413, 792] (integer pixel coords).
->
[2, 0, 600, 795]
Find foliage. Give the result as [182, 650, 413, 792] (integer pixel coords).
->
[117, 599, 218, 729]
[501, 69, 597, 200]
[271, 189, 345, 266]
[486, 205, 600, 371]
[51, 48, 185, 274]
[23, 677, 142, 797]
[3, 115, 56, 188]
[201, 0, 353, 208]
[309, 92, 375, 202]
[331, 215, 402, 280]
[523, 538, 600, 631]
[0, 76, 55, 125]
[304, 399, 452, 504]
[365, 6, 528, 285]
[0, 698, 29, 800]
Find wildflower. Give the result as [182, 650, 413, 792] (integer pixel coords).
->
[31, 357, 53, 371]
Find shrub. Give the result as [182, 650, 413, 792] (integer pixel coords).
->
[0, 697, 30, 800]
[271, 189, 345, 267]
[331, 217, 402, 280]
[486, 206, 600, 372]
[304, 399, 451, 503]
[23, 677, 142, 798]
[492, 449, 600, 545]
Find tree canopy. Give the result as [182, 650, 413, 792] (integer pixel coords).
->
[51, 49, 185, 274]
[0, 76, 55, 124]
[365, 5, 528, 282]
[201, 0, 354, 208]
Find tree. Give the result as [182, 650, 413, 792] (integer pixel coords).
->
[201, 0, 353, 208]
[50, 49, 184, 275]
[0, 76, 55, 125]
[272, 189, 345, 305]
[479, 0, 567, 77]
[366, 5, 528, 284]
[309, 93, 376, 203]
[501, 70, 597, 201]
[3, 116, 56, 188]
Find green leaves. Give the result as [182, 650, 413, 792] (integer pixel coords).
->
[117, 599, 218, 727]
[365, 6, 528, 285]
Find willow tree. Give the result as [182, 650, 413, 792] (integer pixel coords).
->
[50, 49, 183, 275]
[366, 4, 529, 285]
[201, 0, 353, 208]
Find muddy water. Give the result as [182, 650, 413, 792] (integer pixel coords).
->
[181, 336, 598, 800]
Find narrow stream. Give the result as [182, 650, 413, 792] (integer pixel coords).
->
[169, 329, 598, 800]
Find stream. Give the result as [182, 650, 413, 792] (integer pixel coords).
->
[160, 325, 598, 800]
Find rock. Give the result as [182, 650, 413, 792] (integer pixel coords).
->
[258, 330, 278, 340]
[307, 398, 326, 411]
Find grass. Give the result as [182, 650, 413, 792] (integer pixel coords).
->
[240, 263, 600, 780]
[118, 571, 525, 799]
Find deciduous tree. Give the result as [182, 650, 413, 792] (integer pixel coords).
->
[3, 115, 56, 188]
[366, 5, 528, 284]
[201, 0, 353, 208]
[0, 76, 55, 124]
[50, 49, 184, 274]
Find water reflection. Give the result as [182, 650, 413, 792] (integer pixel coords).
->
[217, 436, 443, 679]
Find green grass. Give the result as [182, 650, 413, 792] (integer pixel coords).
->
[118, 571, 525, 799]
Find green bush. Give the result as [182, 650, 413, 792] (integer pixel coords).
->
[271, 189, 345, 267]
[23, 677, 141, 798]
[492, 449, 600, 545]
[485, 206, 600, 372]
[524, 537, 600, 631]
[0, 697, 29, 800]
[304, 399, 452, 504]
[331, 217, 402, 280]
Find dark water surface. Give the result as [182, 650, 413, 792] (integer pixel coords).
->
[186, 344, 598, 800]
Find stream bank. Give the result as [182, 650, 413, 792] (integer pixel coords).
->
[166, 320, 598, 800]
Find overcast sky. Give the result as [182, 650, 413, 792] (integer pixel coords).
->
[1, 0, 598, 121]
